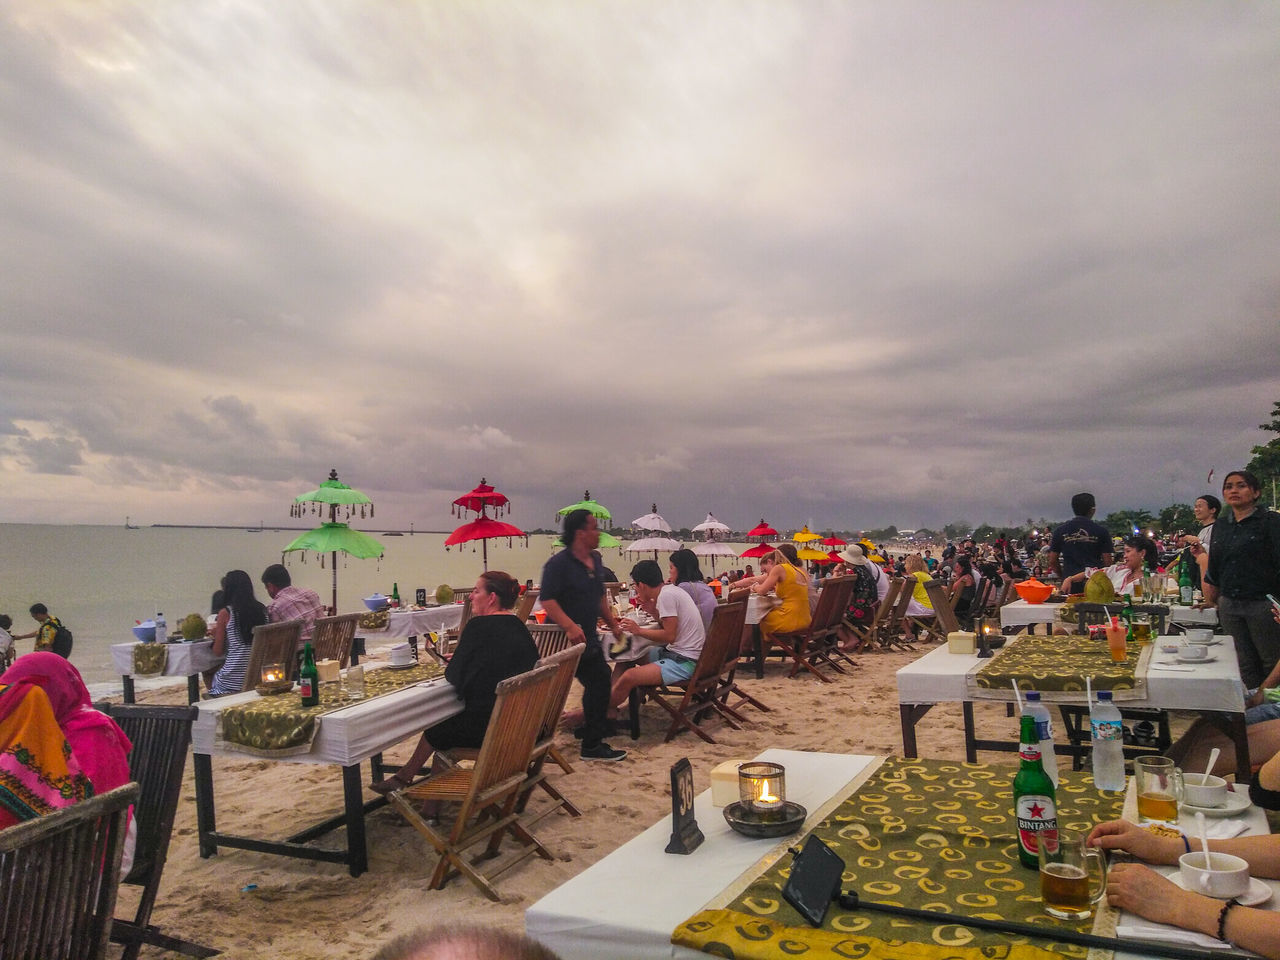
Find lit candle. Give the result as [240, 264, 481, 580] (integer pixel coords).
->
[261, 663, 286, 685]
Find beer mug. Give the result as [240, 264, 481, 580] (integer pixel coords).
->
[1038, 829, 1107, 920]
[1134, 756, 1183, 824]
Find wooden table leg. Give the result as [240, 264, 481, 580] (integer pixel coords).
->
[753, 624, 764, 679]
[122, 675, 136, 704]
[342, 763, 368, 877]
[962, 701, 978, 763]
[186, 674, 201, 704]
[899, 703, 934, 758]
[194, 752, 217, 858]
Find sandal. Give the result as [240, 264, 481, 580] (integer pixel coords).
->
[370, 772, 410, 796]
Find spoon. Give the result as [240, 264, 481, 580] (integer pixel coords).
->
[1201, 747, 1220, 787]
[1196, 811, 1212, 887]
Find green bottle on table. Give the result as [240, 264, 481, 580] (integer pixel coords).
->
[392, 582, 400, 608]
[1179, 560, 1194, 605]
[1013, 713, 1057, 868]
[299, 642, 320, 707]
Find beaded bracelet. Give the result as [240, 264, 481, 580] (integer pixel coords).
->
[1217, 898, 1240, 944]
[1180, 833, 1191, 854]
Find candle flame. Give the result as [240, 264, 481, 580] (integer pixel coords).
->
[758, 780, 780, 804]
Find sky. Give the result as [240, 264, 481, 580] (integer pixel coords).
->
[2, 1, 1277, 536]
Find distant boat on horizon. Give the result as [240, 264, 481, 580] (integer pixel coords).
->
[246, 521, 264, 533]
[124, 516, 138, 530]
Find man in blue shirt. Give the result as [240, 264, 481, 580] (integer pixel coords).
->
[1049, 493, 1113, 585]
[539, 509, 627, 762]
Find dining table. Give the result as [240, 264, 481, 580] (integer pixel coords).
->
[897, 634, 1250, 780]
[190, 660, 455, 876]
[110, 638, 223, 704]
[359, 604, 465, 641]
[1000, 599, 1220, 630]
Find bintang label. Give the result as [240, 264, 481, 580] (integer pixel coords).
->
[1016, 793, 1057, 856]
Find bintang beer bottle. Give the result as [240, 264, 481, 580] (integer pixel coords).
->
[1014, 713, 1058, 868]
[299, 642, 320, 708]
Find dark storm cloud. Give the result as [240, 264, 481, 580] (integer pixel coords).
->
[0, 2, 1277, 528]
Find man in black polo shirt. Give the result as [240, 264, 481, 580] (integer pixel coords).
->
[540, 509, 627, 762]
[1204, 469, 1280, 689]
[1049, 493, 1113, 585]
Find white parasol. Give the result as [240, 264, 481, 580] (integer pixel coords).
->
[692, 513, 732, 539]
[631, 503, 672, 533]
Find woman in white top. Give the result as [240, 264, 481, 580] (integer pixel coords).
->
[1061, 536, 1158, 597]
[1181, 493, 1221, 583]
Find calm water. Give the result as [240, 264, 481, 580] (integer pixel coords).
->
[0, 524, 744, 692]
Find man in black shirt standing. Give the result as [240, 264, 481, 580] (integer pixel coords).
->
[1205, 470, 1280, 689]
[540, 509, 627, 762]
[1049, 493, 1113, 585]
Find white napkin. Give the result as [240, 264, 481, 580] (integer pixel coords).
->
[1201, 818, 1250, 840]
[1116, 916, 1231, 950]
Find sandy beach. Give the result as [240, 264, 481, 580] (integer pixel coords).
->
[116, 641, 1137, 959]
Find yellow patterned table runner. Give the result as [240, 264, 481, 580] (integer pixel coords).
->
[673, 758, 1123, 960]
[131, 643, 168, 677]
[968, 633, 1150, 702]
[219, 662, 443, 757]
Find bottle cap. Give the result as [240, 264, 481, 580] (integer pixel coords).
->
[1025, 691, 1041, 701]
[1097, 690, 1113, 701]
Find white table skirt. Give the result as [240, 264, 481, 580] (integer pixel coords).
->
[192, 669, 462, 766]
[1001, 599, 1220, 629]
[110, 639, 222, 677]
[525, 749, 877, 960]
[361, 606, 464, 640]
[897, 639, 1246, 714]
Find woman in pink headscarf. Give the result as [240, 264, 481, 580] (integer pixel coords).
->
[0, 653, 133, 813]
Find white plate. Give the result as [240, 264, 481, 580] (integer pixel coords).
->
[1181, 790, 1252, 818]
[1175, 654, 1217, 664]
[386, 661, 417, 670]
[1170, 873, 1273, 907]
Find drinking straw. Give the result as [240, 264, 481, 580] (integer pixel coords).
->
[1011, 678, 1023, 712]
[1085, 675, 1093, 708]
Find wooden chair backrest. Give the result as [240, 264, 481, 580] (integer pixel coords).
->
[513, 590, 538, 623]
[456, 594, 474, 634]
[1074, 602, 1169, 635]
[310, 612, 360, 667]
[922, 579, 960, 634]
[243, 619, 304, 690]
[0, 783, 137, 960]
[528, 623, 571, 659]
[872, 577, 905, 630]
[971, 577, 995, 618]
[889, 575, 915, 628]
[996, 577, 1018, 608]
[689, 600, 747, 690]
[464, 662, 558, 815]
[819, 577, 856, 632]
[534, 644, 584, 747]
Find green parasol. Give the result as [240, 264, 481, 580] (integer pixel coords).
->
[557, 490, 612, 523]
[283, 469, 383, 612]
[553, 530, 621, 549]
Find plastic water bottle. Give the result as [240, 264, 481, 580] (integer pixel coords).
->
[1090, 690, 1125, 791]
[154, 611, 167, 644]
[1022, 691, 1059, 789]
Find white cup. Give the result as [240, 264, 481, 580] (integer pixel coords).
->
[1181, 644, 1210, 661]
[1183, 773, 1228, 808]
[1184, 628, 1213, 644]
[1179, 851, 1250, 899]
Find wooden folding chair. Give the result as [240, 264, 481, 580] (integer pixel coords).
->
[770, 576, 856, 682]
[881, 577, 917, 650]
[628, 600, 749, 744]
[513, 589, 539, 623]
[0, 783, 137, 960]
[846, 576, 903, 652]
[914, 579, 960, 643]
[310, 612, 360, 667]
[241, 619, 304, 690]
[527, 623, 571, 658]
[102, 704, 219, 960]
[388, 662, 558, 900]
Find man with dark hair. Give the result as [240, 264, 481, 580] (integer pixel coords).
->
[1048, 492, 1113, 585]
[539, 509, 627, 762]
[261, 563, 324, 643]
[11, 603, 65, 655]
[371, 924, 562, 960]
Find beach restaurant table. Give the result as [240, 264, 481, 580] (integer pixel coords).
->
[110, 639, 221, 704]
[359, 605, 464, 641]
[191, 662, 457, 877]
[897, 636, 1250, 779]
[1000, 599, 1219, 630]
[525, 749, 875, 960]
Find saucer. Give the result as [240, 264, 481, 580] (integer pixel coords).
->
[1170, 873, 1272, 906]
[1175, 654, 1216, 664]
[1181, 790, 1252, 818]
[387, 661, 417, 670]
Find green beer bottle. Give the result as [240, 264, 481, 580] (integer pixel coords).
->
[1013, 713, 1057, 868]
[299, 641, 320, 707]
[1179, 559, 1194, 605]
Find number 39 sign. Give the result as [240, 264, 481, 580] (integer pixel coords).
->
[666, 758, 704, 855]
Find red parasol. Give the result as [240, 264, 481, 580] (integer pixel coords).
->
[814, 551, 843, 565]
[739, 543, 776, 558]
[447, 478, 526, 570]
[746, 519, 778, 540]
[820, 535, 847, 547]
[452, 478, 511, 518]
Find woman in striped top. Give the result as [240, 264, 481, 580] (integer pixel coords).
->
[208, 569, 267, 695]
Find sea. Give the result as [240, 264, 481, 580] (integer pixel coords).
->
[0, 523, 741, 695]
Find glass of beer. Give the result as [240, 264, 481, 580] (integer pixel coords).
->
[1038, 829, 1107, 920]
[1131, 612, 1153, 644]
[1134, 756, 1184, 824]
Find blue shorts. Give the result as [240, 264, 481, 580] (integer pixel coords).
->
[648, 646, 696, 684]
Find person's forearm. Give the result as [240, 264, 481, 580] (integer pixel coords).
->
[1203, 581, 1219, 605]
[1215, 834, 1280, 878]
[1218, 904, 1280, 957]
[539, 599, 577, 633]
[599, 597, 620, 633]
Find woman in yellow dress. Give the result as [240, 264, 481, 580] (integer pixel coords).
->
[736, 547, 812, 653]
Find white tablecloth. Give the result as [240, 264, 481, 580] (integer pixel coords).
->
[1001, 599, 1220, 629]
[525, 749, 877, 960]
[110, 639, 222, 677]
[361, 606, 464, 640]
[192, 670, 462, 766]
[898, 639, 1246, 713]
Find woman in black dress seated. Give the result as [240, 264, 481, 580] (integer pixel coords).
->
[371, 570, 538, 795]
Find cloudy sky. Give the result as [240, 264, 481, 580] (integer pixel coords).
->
[2, 2, 1277, 535]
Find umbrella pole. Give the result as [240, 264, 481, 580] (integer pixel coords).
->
[482, 538, 489, 572]
[330, 550, 338, 614]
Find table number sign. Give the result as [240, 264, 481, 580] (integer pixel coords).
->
[666, 758, 704, 854]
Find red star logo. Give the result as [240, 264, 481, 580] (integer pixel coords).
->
[1027, 802, 1046, 819]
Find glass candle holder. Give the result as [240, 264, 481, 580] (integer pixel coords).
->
[738, 762, 786, 822]
[261, 662, 287, 685]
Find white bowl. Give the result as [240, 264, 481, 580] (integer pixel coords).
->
[1181, 643, 1210, 661]
[1179, 851, 1250, 899]
[1183, 773, 1228, 808]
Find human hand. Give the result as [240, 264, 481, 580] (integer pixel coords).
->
[619, 618, 638, 634]
[1105, 862, 1200, 928]
[565, 623, 586, 646]
[1086, 819, 1182, 865]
